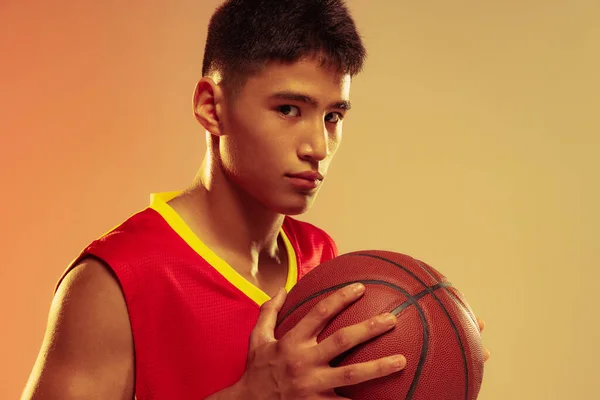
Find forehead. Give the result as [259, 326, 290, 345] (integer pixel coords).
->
[240, 57, 352, 102]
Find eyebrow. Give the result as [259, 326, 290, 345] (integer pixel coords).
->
[270, 91, 352, 111]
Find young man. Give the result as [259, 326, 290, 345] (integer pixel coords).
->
[22, 1, 487, 399]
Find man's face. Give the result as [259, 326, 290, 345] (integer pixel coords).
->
[218, 56, 352, 215]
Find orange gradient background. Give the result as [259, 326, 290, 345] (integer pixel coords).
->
[1, 1, 598, 399]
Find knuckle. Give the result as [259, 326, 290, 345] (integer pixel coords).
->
[339, 287, 352, 300]
[381, 357, 403, 375]
[343, 366, 358, 384]
[261, 301, 275, 312]
[286, 357, 304, 378]
[334, 330, 350, 349]
[368, 318, 379, 332]
[277, 336, 299, 356]
[314, 302, 328, 317]
[290, 377, 312, 397]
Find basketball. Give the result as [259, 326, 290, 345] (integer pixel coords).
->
[274, 250, 485, 400]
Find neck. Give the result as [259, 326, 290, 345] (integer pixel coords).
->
[174, 147, 286, 266]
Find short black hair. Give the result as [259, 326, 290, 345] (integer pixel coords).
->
[202, 0, 366, 94]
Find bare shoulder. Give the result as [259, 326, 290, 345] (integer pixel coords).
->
[21, 257, 135, 400]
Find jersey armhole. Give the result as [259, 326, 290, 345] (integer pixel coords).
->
[54, 254, 133, 302]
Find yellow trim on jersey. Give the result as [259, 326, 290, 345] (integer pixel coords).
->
[149, 191, 298, 306]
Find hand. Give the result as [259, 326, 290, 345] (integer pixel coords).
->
[238, 284, 406, 400]
[476, 317, 491, 362]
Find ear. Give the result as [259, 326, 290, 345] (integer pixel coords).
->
[193, 77, 225, 136]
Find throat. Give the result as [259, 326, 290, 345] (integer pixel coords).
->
[240, 243, 290, 298]
[166, 186, 292, 298]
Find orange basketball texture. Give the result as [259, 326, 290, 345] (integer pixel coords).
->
[274, 250, 485, 400]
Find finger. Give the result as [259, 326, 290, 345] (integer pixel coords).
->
[250, 288, 287, 348]
[290, 283, 365, 341]
[312, 354, 406, 393]
[313, 313, 398, 364]
[476, 317, 485, 333]
[484, 347, 491, 362]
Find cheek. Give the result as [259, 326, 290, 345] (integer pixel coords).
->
[329, 129, 343, 154]
[224, 111, 266, 156]
[224, 118, 287, 173]
[322, 130, 342, 171]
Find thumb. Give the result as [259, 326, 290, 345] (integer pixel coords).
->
[269, 287, 288, 310]
[249, 288, 287, 349]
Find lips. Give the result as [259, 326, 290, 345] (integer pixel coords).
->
[286, 171, 324, 181]
[285, 171, 324, 191]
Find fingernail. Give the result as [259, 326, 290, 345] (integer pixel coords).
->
[379, 313, 397, 325]
[352, 283, 365, 294]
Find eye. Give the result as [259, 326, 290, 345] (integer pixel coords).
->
[278, 105, 300, 117]
[325, 112, 344, 123]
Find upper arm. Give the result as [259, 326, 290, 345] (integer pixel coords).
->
[21, 258, 135, 400]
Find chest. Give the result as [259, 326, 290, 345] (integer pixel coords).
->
[239, 263, 288, 298]
[129, 264, 263, 398]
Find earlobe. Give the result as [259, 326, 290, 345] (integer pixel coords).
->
[193, 77, 224, 136]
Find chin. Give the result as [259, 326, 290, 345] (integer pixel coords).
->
[280, 205, 310, 216]
[271, 193, 317, 216]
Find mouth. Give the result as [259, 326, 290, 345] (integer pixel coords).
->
[285, 171, 324, 181]
[285, 172, 324, 191]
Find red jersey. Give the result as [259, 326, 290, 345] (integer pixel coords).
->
[55, 192, 338, 399]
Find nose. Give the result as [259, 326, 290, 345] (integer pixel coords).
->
[298, 122, 329, 163]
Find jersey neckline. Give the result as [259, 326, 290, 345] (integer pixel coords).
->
[148, 191, 298, 306]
